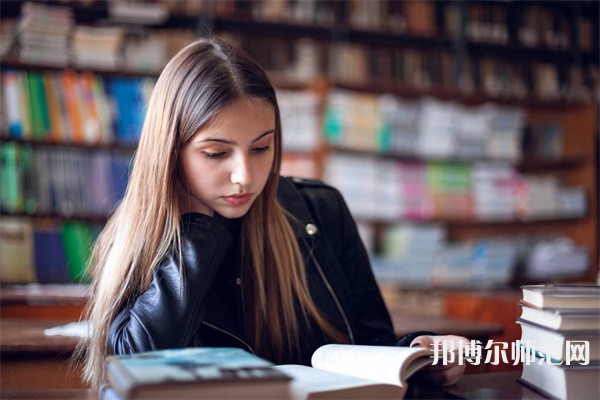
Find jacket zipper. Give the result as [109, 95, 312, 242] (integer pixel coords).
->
[201, 321, 256, 354]
[310, 252, 356, 344]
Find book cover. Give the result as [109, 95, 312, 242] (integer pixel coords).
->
[43, 71, 64, 140]
[61, 222, 92, 283]
[33, 224, 70, 283]
[0, 217, 36, 284]
[61, 70, 84, 143]
[18, 71, 32, 139]
[2, 69, 23, 137]
[0, 142, 23, 213]
[106, 347, 291, 400]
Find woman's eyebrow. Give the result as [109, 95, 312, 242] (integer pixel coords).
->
[200, 130, 275, 145]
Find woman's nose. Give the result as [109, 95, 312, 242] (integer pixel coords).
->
[231, 155, 252, 187]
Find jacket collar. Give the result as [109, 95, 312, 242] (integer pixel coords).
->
[277, 176, 319, 240]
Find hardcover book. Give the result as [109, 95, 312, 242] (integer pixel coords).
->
[521, 284, 600, 310]
[106, 347, 291, 400]
[519, 301, 600, 331]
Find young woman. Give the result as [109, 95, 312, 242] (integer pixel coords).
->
[82, 38, 467, 388]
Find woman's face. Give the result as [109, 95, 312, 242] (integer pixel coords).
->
[178, 97, 276, 219]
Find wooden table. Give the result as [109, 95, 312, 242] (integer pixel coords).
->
[1, 319, 84, 390]
[0, 284, 89, 320]
[0, 371, 545, 399]
[414, 371, 545, 399]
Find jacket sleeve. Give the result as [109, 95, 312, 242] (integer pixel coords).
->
[332, 188, 436, 347]
[108, 213, 233, 355]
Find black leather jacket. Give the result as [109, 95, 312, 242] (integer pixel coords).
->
[109, 176, 430, 365]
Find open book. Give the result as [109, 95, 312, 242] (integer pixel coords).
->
[275, 344, 434, 400]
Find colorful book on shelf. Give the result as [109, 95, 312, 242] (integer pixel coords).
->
[33, 224, 70, 283]
[26, 71, 45, 139]
[2, 69, 23, 137]
[0, 217, 36, 284]
[106, 347, 291, 400]
[33, 71, 51, 138]
[19, 144, 37, 214]
[61, 222, 93, 283]
[108, 77, 146, 144]
[61, 70, 84, 143]
[91, 74, 114, 144]
[43, 71, 64, 140]
[1, 142, 25, 213]
[16, 72, 30, 139]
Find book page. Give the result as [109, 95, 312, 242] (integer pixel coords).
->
[275, 365, 406, 400]
[311, 344, 432, 386]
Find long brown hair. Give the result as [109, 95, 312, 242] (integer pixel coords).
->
[79, 38, 344, 389]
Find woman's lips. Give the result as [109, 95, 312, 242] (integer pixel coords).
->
[223, 193, 253, 206]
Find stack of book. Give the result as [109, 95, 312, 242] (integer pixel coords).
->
[71, 26, 125, 70]
[277, 90, 320, 152]
[17, 2, 73, 66]
[517, 284, 600, 400]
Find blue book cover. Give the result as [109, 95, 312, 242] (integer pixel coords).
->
[108, 78, 145, 144]
[109, 153, 131, 204]
[106, 347, 290, 400]
[33, 226, 70, 283]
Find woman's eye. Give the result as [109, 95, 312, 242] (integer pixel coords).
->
[202, 151, 227, 159]
[252, 145, 270, 154]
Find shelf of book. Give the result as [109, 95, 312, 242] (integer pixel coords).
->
[466, 41, 598, 65]
[328, 146, 590, 171]
[331, 80, 596, 109]
[0, 0, 597, 288]
[357, 215, 588, 228]
[0, 58, 161, 78]
[1, 135, 137, 153]
[0, 211, 109, 224]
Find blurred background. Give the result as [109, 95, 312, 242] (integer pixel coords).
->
[0, 0, 598, 386]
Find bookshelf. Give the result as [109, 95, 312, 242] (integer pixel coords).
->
[0, 0, 598, 292]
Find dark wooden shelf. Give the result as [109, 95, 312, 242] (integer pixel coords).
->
[467, 41, 599, 65]
[1, 211, 109, 224]
[356, 215, 587, 227]
[517, 155, 590, 172]
[1, 135, 137, 153]
[1, 59, 317, 93]
[327, 146, 590, 171]
[0, 58, 160, 78]
[331, 80, 595, 108]
[2, 1, 595, 62]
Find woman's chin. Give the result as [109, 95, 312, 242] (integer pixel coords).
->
[215, 204, 252, 219]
